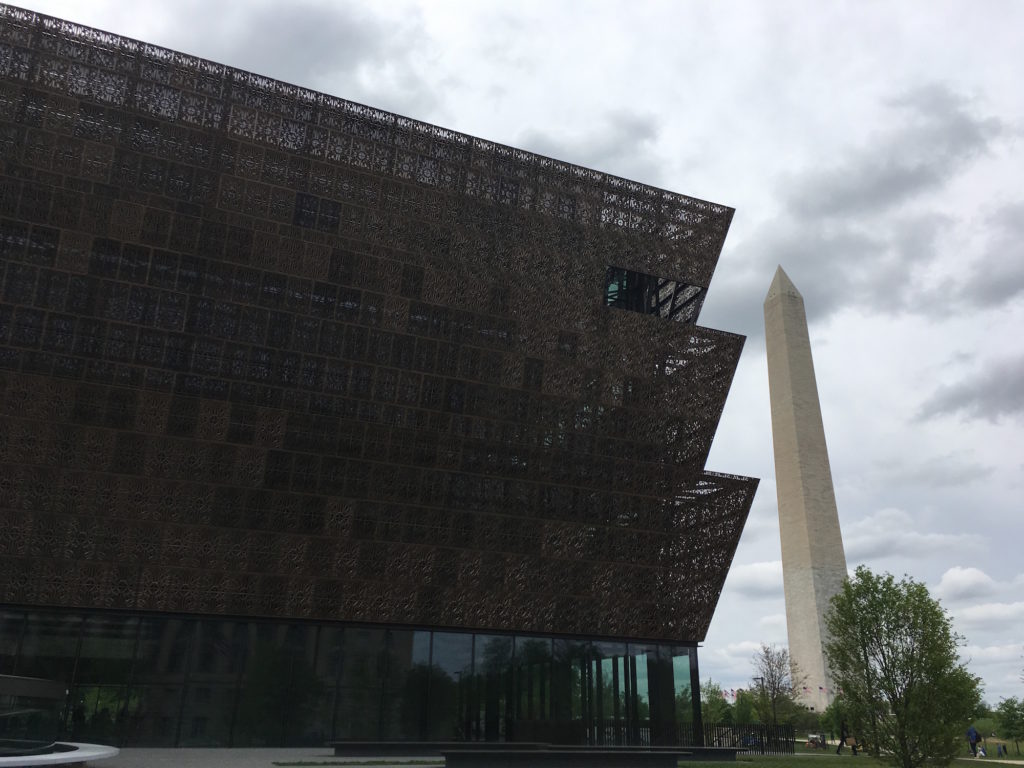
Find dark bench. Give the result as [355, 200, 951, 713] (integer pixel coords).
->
[547, 744, 741, 762]
[680, 746, 744, 761]
[443, 748, 691, 768]
[329, 740, 737, 763]
[329, 741, 547, 756]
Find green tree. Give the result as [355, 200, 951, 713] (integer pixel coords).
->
[733, 689, 756, 725]
[824, 566, 982, 768]
[701, 679, 733, 724]
[819, 696, 847, 740]
[751, 643, 804, 726]
[996, 698, 1023, 755]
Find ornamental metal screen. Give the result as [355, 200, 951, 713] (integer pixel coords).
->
[0, 5, 756, 643]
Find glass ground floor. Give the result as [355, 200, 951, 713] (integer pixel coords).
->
[0, 608, 701, 748]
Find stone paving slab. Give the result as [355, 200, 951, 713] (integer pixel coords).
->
[100, 748, 442, 768]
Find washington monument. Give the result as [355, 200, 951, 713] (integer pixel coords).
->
[764, 266, 848, 713]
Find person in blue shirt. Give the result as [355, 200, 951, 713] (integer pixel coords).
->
[967, 725, 980, 757]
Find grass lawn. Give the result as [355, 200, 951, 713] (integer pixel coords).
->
[272, 755, 892, 768]
[719, 757, 887, 768]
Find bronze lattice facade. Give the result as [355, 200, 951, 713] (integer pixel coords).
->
[0, 5, 756, 748]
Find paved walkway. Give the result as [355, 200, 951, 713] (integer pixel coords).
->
[99, 748, 442, 768]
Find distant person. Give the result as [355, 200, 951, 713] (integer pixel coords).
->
[967, 725, 980, 757]
[837, 722, 857, 756]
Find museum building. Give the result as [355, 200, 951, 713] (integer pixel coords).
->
[0, 5, 757, 748]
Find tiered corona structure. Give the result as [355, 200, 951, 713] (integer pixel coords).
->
[764, 266, 848, 713]
[0, 5, 756, 747]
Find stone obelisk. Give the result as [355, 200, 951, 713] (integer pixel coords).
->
[764, 266, 848, 713]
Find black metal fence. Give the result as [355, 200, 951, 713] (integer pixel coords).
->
[687, 723, 795, 755]
[510, 719, 794, 754]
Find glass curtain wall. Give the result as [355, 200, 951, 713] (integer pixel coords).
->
[0, 609, 697, 747]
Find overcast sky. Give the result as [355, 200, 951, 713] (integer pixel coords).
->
[18, 0, 1024, 705]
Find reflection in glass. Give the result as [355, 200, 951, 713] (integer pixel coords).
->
[336, 627, 384, 739]
[396, 630, 431, 740]
[0, 610, 701, 747]
[181, 620, 246, 747]
[630, 643, 652, 745]
[234, 623, 322, 747]
[473, 634, 511, 741]
[592, 641, 626, 745]
[378, 629, 416, 741]
[76, 614, 138, 685]
[18, 614, 82, 684]
[122, 617, 192, 746]
[513, 636, 552, 738]
[552, 639, 589, 744]
[427, 631, 471, 740]
[672, 648, 693, 722]
[0, 611, 25, 675]
[671, 647, 695, 746]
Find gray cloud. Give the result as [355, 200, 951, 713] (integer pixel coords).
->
[948, 202, 1024, 309]
[843, 508, 985, 563]
[203, 4, 392, 81]
[701, 223, 885, 338]
[697, 260, 768, 342]
[787, 85, 1004, 218]
[870, 452, 994, 488]
[128, 0, 440, 119]
[846, 530, 981, 563]
[517, 111, 664, 187]
[704, 84, 1010, 335]
[917, 355, 1024, 422]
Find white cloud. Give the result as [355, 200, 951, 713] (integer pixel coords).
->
[954, 602, 1024, 627]
[961, 643, 1024, 664]
[935, 567, 997, 600]
[844, 508, 985, 563]
[704, 640, 764, 669]
[725, 561, 784, 598]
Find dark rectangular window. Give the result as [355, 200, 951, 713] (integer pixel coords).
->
[603, 265, 703, 323]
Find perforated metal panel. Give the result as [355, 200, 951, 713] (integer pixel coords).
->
[0, 5, 756, 643]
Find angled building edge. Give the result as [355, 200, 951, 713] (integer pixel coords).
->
[0, 5, 757, 748]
